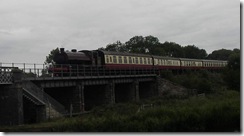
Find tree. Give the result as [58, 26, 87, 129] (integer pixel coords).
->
[125, 36, 147, 54]
[100, 41, 127, 52]
[223, 50, 240, 91]
[161, 42, 184, 57]
[44, 47, 59, 64]
[42, 47, 60, 77]
[183, 45, 207, 59]
[207, 49, 233, 60]
[125, 35, 161, 54]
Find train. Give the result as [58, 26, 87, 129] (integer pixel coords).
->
[48, 48, 228, 76]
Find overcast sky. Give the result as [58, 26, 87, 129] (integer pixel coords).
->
[0, 0, 240, 64]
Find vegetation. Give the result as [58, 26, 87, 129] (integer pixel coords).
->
[223, 50, 240, 91]
[28, 35, 240, 132]
[44, 47, 59, 65]
[163, 70, 225, 94]
[99, 35, 240, 91]
[99, 35, 208, 59]
[1, 90, 240, 132]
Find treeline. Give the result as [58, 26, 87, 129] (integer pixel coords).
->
[99, 35, 239, 60]
[99, 35, 240, 91]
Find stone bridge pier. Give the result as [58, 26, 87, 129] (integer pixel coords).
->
[69, 79, 158, 113]
[0, 69, 159, 126]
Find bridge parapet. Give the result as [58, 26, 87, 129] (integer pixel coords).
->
[0, 67, 16, 84]
[0, 62, 159, 81]
[0, 63, 46, 79]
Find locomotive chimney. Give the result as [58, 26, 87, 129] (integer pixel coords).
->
[60, 48, 65, 53]
[71, 49, 77, 52]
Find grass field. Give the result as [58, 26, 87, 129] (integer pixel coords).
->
[1, 89, 240, 132]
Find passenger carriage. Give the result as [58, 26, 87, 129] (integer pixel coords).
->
[100, 51, 154, 70]
[152, 56, 181, 69]
[179, 58, 203, 69]
[202, 60, 228, 70]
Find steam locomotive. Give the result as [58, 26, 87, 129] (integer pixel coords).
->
[48, 48, 228, 76]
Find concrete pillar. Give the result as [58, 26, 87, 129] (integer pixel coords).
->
[134, 81, 140, 102]
[155, 77, 160, 96]
[72, 83, 85, 113]
[16, 82, 24, 125]
[13, 70, 24, 125]
[0, 82, 24, 126]
[129, 80, 139, 102]
[36, 105, 46, 123]
[105, 82, 115, 104]
[153, 78, 159, 96]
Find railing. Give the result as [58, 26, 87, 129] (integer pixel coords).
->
[0, 67, 17, 84]
[0, 63, 158, 79]
[45, 64, 158, 78]
[0, 63, 47, 78]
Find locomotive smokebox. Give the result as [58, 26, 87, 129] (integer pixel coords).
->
[60, 48, 65, 53]
[71, 49, 77, 52]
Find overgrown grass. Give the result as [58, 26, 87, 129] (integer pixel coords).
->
[166, 70, 228, 93]
[2, 90, 240, 132]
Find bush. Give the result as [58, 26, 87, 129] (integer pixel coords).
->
[3, 90, 240, 132]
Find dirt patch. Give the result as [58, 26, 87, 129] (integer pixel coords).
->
[157, 77, 197, 97]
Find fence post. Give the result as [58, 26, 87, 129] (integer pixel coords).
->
[70, 104, 73, 117]
[23, 63, 25, 74]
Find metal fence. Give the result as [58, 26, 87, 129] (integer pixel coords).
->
[0, 63, 158, 79]
[1, 63, 47, 78]
[0, 67, 15, 84]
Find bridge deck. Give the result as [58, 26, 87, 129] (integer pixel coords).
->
[27, 74, 158, 88]
[26, 74, 157, 81]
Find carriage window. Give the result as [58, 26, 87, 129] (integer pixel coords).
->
[110, 56, 113, 63]
[135, 57, 138, 64]
[124, 56, 127, 64]
[113, 56, 117, 63]
[142, 58, 145, 64]
[145, 58, 148, 64]
[168, 61, 171, 65]
[154, 59, 157, 65]
[140, 57, 142, 64]
[106, 56, 109, 63]
[129, 57, 132, 64]
[118, 56, 122, 63]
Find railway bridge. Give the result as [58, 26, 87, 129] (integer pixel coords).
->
[0, 63, 159, 126]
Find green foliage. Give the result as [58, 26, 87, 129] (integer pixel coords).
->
[222, 50, 240, 91]
[159, 41, 184, 57]
[168, 70, 217, 94]
[183, 45, 207, 59]
[125, 35, 161, 54]
[44, 47, 59, 64]
[207, 49, 233, 60]
[99, 35, 208, 59]
[3, 90, 240, 132]
[99, 41, 127, 52]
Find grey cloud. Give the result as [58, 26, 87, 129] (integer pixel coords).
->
[0, 0, 240, 63]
